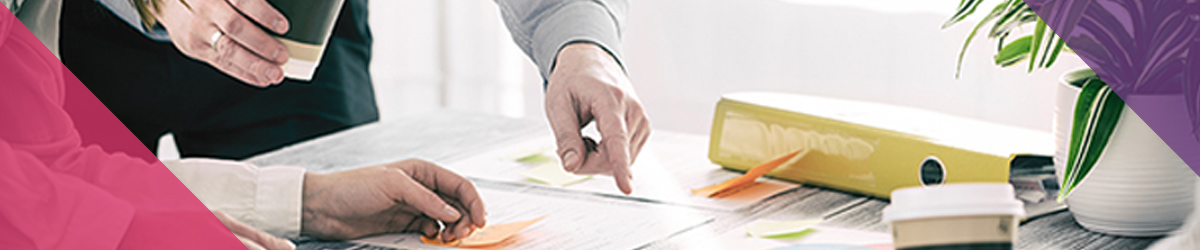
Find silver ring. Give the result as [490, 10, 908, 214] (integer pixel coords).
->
[209, 31, 223, 50]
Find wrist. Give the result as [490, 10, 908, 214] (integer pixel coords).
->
[300, 172, 328, 236]
[553, 43, 623, 77]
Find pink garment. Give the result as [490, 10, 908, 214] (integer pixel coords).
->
[0, 7, 243, 250]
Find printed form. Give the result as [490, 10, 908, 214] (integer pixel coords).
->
[354, 186, 713, 249]
[440, 131, 801, 212]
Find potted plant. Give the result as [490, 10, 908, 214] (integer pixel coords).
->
[944, 0, 1197, 236]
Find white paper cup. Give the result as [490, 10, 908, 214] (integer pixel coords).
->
[882, 183, 1025, 250]
[266, 0, 347, 81]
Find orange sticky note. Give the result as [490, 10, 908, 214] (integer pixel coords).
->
[692, 149, 807, 198]
[421, 217, 545, 248]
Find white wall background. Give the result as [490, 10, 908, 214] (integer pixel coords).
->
[160, 0, 1085, 159]
[368, 0, 1084, 134]
[369, 0, 541, 120]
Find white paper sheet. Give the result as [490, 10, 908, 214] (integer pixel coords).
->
[675, 224, 892, 250]
[353, 187, 713, 250]
[441, 131, 800, 211]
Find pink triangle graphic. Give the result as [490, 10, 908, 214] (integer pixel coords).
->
[1, 5, 245, 249]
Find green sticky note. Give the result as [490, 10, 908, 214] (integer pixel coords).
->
[514, 152, 557, 165]
[746, 218, 823, 239]
[513, 151, 554, 164]
[521, 163, 591, 187]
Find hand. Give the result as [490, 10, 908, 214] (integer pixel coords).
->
[545, 43, 652, 195]
[153, 0, 291, 87]
[299, 159, 487, 241]
[212, 210, 296, 250]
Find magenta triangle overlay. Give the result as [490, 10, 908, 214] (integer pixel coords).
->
[1026, 0, 1200, 177]
[0, 6, 243, 250]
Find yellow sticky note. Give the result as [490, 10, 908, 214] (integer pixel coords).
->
[421, 217, 545, 248]
[521, 163, 592, 187]
[746, 218, 823, 238]
[692, 149, 807, 197]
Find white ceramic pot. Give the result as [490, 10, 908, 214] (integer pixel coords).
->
[1053, 79, 1198, 236]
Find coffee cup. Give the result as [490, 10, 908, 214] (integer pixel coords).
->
[882, 183, 1025, 250]
[264, 0, 347, 81]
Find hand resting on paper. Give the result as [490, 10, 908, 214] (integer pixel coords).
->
[546, 43, 652, 195]
[299, 159, 487, 242]
[146, 0, 290, 87]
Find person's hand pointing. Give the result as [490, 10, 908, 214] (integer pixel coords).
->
[151, 0, 291, 87]
[545, 43, 652, 195]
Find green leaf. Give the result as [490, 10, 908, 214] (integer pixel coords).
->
[995, 35, 1033, 67]
[1043, 38, 1067, 68]
[943, 0, 984, 29]
[1029, 18, 1046, 72]
[989, 2, 1034, 38]
[1058, 79, 1125, 202]
[1062, 68, 1099, 88]
[953, 2, 1011, 78]
[1033, 19, 1066, 70]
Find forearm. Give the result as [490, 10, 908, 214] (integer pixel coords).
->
[0, 140, 134, 250]
[494, 0, 628, 81]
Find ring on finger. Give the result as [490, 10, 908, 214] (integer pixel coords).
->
[209, 31, 224, 50]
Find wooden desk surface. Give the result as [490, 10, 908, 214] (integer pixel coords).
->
[248, 111, 1161, 250]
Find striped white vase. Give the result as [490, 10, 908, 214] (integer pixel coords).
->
[1053, 78, 1197, 237]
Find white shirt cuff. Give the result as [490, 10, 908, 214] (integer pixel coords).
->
[253, 166, 305, 237]
[163, 158, 306, 238]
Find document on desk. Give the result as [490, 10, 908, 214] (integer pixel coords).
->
[353, 187, 713, 249]
[673, 224, 892, 250]
[442, 131, 800, 211]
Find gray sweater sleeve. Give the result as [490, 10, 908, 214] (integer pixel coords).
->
[493, 0, 628, 81]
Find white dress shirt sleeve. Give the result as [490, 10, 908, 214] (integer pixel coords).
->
[163, 158, 306, 238]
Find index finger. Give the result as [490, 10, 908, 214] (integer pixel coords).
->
[593, 104, 634, 194]
[201, 1, 289, 63]
[226, 0, 290, 34]
[405, 160, 488, 227]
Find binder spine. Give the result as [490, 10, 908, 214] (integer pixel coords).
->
[708, 96, 1011, 198]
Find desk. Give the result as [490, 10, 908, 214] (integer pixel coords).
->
[247, 111, 1162, 250]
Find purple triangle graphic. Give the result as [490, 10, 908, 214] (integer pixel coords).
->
[1026, 0, 1200, 176]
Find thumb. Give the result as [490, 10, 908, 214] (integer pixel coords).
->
[391, 174, 463, 223]
[546, 96, 587, 172]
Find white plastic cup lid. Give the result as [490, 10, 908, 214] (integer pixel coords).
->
[882, 183, 1025, 223]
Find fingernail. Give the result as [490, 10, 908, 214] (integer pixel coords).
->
[273, 48, 285, 62]
[563, 151, 580, 170]
[282, 239, 297, 250]
[266, 67, 282, 81]
[275, 19, 288, 32]
[443, 204, 462, 219]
